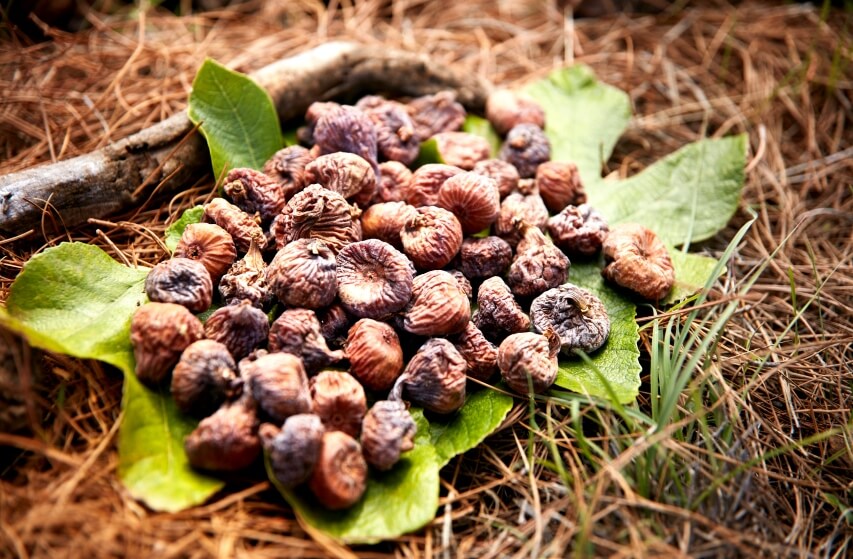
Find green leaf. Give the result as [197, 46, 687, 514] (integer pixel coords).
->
[164, 205, 204, 253]
[429, 388, 514, 467]
[463, 114, 501, 157]
[525, 65, 631, 187]
[271, 440, 440, 544]
[591, 135, 748, 246]
[0, 243, 148, 374]
[188, 58, 282, 178]
[412, 137, 444, 168]
[665, 249, 722, 305]
[118, 372, 224, 512]
[555, 263, 641, 404]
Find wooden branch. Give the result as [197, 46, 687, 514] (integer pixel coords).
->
[0, 41, 492, 236]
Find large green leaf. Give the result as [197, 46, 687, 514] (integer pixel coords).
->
[164, 205, 204, 253]
[429, 388, 514, 467]
[592, 135, 748, 246]
[272, 438, 440, 545]
[188, 58, 282, 178]
[555, 263, 641, 404]
[0, 243, 148, 373]
[666, 249, 722, 305]
[525, 65, 631, 188]
[119, 373, 224, 512]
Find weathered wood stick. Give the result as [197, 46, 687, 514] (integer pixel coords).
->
[0, 41, 492, 236]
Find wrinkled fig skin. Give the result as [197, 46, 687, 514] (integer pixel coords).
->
[499, 123, 551, 178]
[346, 319, 404, 391]
[309, 431, 368, 510]
[459, 236, 513, 280]
[450, 322, 499, 382]
[313, 105, 379, 176]
[407, 91, 467, 142]
[204, 300, 270, 361]
[407, 164, 464, 208]
[473, 276, 531, 341]
[144, 257, 213, 313]
[530, 285, 611, 355]
[602, 224, 675, 301]
[449, 269, 473, 299]
[245, 352, 312, 424]
[310, 371, 367, 438]
[218, 242, 271, 308]
[493, 191, 549, 247]
[497, 330, 561, 395]
[203, 197, 267, 252]
[535, 161, 586, 213]
[432, 132, 491, 170]
[265, 238, 337, 309]
[507, 226, 570, 299]
[262, 145, 315, 201]
[317, 303, 352, 349]
[374, 161, 413, 203]
[304, 152, 376, 201]
[485, 89, 546, 136]
[171, 339, 241, 418]
[547, 204, 609, 257]
[271, 184, 359, 254]
[473, 159, 519, 199]
[436, 172, 500, 235]
[268, 309, 345, 374]
[360, 201, 418, 250]
[403, 270, 470, 336]
[361, 400, 417, 471]
[222, 167, 285, 224]
[130, 303, 204, 385]
[184, 395, 261, 472]
[393, 338, 467, 414]
[336, 239, 414, 319]
[401, 206, 463, 271]
[260, 414, 325, 489]
[357, 96, 421, 166]
[174, 223, 237, 283]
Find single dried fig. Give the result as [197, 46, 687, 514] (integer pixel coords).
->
[174, 223, 237, 283]
[547, 204, 609, 257]
[336, 239, 414, 319]
[130, 302, 203, 385]
[304, 152, 376, 201]
[530, 285, 610, 355]
[601, 224, 674, 301]
[260, 414, 325, 488]
[300, 101, 341, 146]
[535, 161, 586, 213]
[407, 91, 466, 142]
[374, 160, 413, 203]
[346, 319, 404, 392]
[472, 276, 530, 341]
[473, 158, 520, 199]
[361, 400, 417, 471]
[400, 206, 463, 271]
[459, 236, 513, 280]
[499, 123, 551, 178]
[497, 329, 560, 395]
[507, 224, 570, 299]
[266, 238, 337, 309]
[145, 257, 213, 313]
[203, 197, 266, 251]
[313, 104, 379, 175]
[436, 172, 500, 235]
[450, 322, 498, 382]
[391, 338, 466, 414]
[360, 201, 418, 250]
[403, 270, 470, 336]
[204, 300, 269, 360]
[406, 163, 464, 208]
[171, 339, 241, 418]
[268, 309, 345, 374]
[262, 145, 314, 200]
[493, 190, 549, 248]
[432, 132, 491, 170]
[218, 241, 270, 308]
[358, 96, 420, 166]
[485, 89, 546, 136]
[308, 430, 368, 510]
[271, 184, 359, 254]
[244, 352, 311, 424]
[223, 167, 285, 224]
[184, 394, 260, 471]
[310, 371, 367, 437]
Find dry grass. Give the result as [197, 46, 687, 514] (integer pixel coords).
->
[1, 0, 852, 557]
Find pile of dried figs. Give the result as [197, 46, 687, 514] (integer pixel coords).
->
[130, 88, 675, 510]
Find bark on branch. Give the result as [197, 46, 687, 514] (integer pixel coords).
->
[0, 41, 492, 236]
